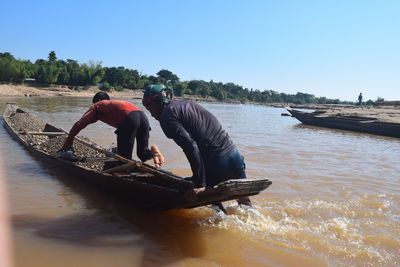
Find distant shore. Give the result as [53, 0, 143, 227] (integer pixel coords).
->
[1, 84, 399, 123]
[0, 84, 226, 103]
[0, 84, 245, 104]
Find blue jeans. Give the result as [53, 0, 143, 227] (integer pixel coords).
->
[204, 147, 246, 187]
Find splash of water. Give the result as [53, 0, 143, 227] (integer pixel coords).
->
[198, 196, 399, 266]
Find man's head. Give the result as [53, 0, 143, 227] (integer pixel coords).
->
[142, 84, 173, 120]
[93, 92, 110, 103]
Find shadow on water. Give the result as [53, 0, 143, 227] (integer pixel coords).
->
[292, 123, 359, 136]
[14, 211, 206, 266]
[12, 165, 207, 266]
[9, 142, 207, 267]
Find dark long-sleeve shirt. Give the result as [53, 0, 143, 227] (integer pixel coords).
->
[159, 100, 234, 187]
[65, 100, 141, 146]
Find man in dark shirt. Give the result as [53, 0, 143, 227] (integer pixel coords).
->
[62, 92, 164, 168]
[142, 85, 251, 205]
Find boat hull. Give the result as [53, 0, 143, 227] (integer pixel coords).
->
[286, 108, 400, 138]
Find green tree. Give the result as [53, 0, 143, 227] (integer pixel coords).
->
[37, 64, 59, 85]
[198, 84, 211, 97]
[48, 51, 57, 63]
[101, 81, 112, 91]
[147, 75, 159, 84]
[103, 67, 126, 86]
[33, 57, 60, 85]
[187, 80, 203, 95]
[123, 68, 140, 89]
[57, 66, 70, 85]
[83, 61, 104, 85]
[65, 59, 84, 85]
[317, 97, 328, 104]
[212, 87, 227, 100]
[0, 53, 16, 82]
[1, 51, 354, 105]
[14, 60, 35, 83]
[173, 82, 186, 96]
[157, 69, 179, 84]
[136, 77, 150, 89]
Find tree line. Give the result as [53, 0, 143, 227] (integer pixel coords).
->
[0, 51, 382, 104]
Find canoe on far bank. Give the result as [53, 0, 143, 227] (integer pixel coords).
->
[2, 103, 271, 211]
[285, 106, 400, 138]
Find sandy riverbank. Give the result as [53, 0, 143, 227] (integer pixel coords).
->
[0, 84, 222, 102]
[0, 84, 142, 99]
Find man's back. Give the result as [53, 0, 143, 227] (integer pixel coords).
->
[65, 100, 141, 146]
[93, 100, 140, 127]
[160, 100, 234, 158]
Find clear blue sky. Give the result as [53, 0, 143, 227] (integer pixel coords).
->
[1, 0, 399, 101]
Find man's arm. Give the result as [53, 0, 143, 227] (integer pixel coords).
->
[162, 119, 206, 188]
[63, 106, 98, 149]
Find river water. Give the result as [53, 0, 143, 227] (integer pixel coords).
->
[0, 97, 399, 267]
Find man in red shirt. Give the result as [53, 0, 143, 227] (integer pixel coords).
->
[62, 92, 163, 168]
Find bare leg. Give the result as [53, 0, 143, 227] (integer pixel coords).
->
[211, 202, 227, 214]
[237, 197, 252, 207]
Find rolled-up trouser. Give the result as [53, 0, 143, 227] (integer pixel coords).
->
[204, 147, 246, 187]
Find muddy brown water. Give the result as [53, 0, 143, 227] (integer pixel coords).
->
[0, 97, 399, 267]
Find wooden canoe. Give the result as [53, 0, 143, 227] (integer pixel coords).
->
[286, 107, 400, 138]
[2, 103, 271, 211]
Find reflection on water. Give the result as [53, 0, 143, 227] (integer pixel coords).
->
[1, 97, 399, 266]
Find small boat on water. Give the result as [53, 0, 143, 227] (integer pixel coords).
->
[285, 107, 400, 138]
[2, 103, 271, 211]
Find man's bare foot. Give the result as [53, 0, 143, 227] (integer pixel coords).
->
[211, 202, 227, 214]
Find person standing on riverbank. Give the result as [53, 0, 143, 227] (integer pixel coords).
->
[358, 93, 363, 105]
[142, 85, 251, 206]
[62, 92, 164, 168]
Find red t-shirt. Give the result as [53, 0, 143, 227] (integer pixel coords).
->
[65, 100, 141, 146]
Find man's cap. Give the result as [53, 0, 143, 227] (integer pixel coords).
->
[143, 84, 166, 98]
[142, 84, 174, 106]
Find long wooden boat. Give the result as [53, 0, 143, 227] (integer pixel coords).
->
[3, 103, 271, 211]
[286, 107, 400, 138]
